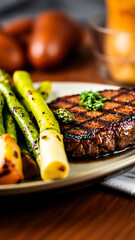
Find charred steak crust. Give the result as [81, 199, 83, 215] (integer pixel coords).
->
[49, 88, 135, 158]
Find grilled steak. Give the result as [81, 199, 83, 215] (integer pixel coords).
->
[49, 88, 135, 158]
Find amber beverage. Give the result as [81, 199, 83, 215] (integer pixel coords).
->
[104, 0, 135, 84]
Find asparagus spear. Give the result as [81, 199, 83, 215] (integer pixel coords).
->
[53, 108, 76, 123]
[13, 71, 69, 180]
[0, 93, 23, 184]
[4, 107, 17, 142]
[0, 70, 40, 159]
[37, 81, 51, 101]
[4, 108, 37, 179]
[0, 92, 5, 136]
[13, 80, 51, 119]
[12, 86, 34, 118]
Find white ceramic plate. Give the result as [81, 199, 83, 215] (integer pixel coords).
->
[1, 82, 135, 196]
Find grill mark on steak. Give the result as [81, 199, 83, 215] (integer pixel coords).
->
[49, 88, 135, 158]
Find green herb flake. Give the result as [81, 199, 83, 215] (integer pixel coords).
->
[79, 91, 110, 111]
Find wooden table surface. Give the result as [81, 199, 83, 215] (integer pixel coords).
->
[1, 37, 135, 240]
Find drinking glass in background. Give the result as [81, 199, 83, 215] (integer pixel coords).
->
[89, 0, 135, 86]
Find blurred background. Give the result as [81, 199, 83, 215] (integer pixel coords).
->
[0, 0, 135, 85]
[0, 0, 105, 23]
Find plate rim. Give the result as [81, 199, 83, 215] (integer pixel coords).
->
[1, 81, 133, 196]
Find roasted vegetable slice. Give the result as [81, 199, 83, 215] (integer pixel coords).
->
[13, 71, 69, 180]
[0, 133, 23, 184]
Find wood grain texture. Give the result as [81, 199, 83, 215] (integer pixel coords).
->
[0, 185, 135, 240]
[0, 28, 133, 240]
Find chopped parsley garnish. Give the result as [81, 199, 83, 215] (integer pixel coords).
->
[79, 91, 110, 111]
